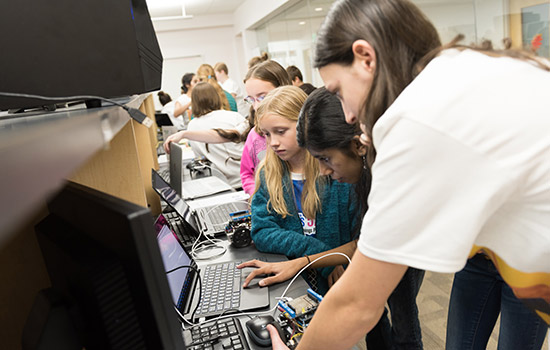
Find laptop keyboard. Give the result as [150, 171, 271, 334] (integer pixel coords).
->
[159, 168, 170, 182]
[207, 203, 240, 228]
[196, 261, 243, 317]
[183, 317, 249, 350]
[164, 211, 197, 250]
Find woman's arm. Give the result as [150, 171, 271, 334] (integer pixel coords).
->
[173, 100, 191, 118]
[163, 129, 233, 153]
[296, 252, 407, 350]
[238, 240, 357, 288]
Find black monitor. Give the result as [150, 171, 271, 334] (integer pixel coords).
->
[0, 0, 162, 111]
[32, 182, 185, 349]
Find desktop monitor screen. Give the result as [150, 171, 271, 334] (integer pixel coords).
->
[34, 181, 185, 349]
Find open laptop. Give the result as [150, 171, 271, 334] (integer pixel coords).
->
[152, 169, 249, 237]
[170, 142, 232, 199]
[154, 222, 269, 321]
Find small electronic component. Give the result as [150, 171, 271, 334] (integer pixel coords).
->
[224, 210, 252, 248]
[276, 289, 323, 349]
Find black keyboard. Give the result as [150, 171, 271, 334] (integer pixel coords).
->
[164, 211, 198, 249]
[183, 317, 250, 350]
[196, 261, 242, 317]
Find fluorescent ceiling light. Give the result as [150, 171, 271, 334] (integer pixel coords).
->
[315, 7, 323, 11]
[146, 0, 193, 20]
[299, 21, 306, 25]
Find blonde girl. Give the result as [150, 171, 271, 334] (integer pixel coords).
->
[250, 85, 357, 294]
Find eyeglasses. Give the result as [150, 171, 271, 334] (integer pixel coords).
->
[244, 95, 266, 104]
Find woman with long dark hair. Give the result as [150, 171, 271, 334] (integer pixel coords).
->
[264, 0, 549, 349]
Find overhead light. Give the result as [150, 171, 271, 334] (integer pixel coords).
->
[146, 0, 193, 20]
[315, 7, 323, 11]
[299, 21, 306, 25]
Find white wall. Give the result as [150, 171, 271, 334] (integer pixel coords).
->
[152, 14, 242, 110]
[150, 1, 296, 110]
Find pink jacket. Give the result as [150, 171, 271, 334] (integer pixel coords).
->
[240, 129, 266, 194]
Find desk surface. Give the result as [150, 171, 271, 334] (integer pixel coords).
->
[189, 239, 309, 350]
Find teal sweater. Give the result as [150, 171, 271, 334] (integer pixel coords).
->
[223, 90, 238, 112]
[251, 169, 357, 294]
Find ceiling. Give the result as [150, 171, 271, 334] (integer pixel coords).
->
[146, 0, 248, 18]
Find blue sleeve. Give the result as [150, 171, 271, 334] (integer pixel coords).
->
[250, 173, 333, 258]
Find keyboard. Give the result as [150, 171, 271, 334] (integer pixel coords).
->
[159, 168, 170, 182]
[196, 261, 242, 317]
[183, 317, 250, 350]
[206, 203, 240, 228]
[164, 211, 198, 249]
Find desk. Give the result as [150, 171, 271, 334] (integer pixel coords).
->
[186, 237, 310, 349]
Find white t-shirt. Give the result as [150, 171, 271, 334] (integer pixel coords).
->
[357, 49, 550, 320]
[221, 78, 249, 117]
[187, 110, 245, 189]
[160, 100, 185, 130]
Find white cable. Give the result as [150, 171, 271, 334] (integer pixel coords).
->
[272, 252, 352, 316]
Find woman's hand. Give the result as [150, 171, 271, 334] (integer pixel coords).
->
[237, 258, 307, 288]
[163, 131, 186, 154]
[328, 265, 346, 288]
[267, 324, 290, 350]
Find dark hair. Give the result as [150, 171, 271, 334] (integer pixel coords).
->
[296, 87, 371, 235]
[191, 82, 221, 117]
[286, 65, 303, 82]
[215, 60, 292, 143]
[181, 73, 195, 93]
[314, 0, 441, 166]
[157, 91, 172, 106]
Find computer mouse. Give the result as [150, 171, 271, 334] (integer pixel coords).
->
[245, 315, 286, 347]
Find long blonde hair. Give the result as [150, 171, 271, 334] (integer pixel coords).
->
[254, 86, 325, 219]
[197, 64, 230, 111]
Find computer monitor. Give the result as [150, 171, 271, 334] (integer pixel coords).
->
[0, 0, 162, 111]
[33, 181, 186, 349]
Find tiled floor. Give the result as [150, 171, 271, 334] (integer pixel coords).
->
[418, 271, 549, 350]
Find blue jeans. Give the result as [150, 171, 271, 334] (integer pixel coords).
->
[367, 267, 425, 350]
[446, 254, 548, 350]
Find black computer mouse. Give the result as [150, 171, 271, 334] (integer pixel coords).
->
[245, 315, 286, 347]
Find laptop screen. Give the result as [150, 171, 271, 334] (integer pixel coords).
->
[156, 224, 191, 304]
[153, 217, 196, 312]
[151, 169, 200, 234]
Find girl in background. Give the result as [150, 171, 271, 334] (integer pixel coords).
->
[251, 86, 356, 295]
[196, 63, 237, 112]
[157, 91, 185, 130]
[164, 60, 292, 195]
[174, 72, 198, 122]
[186, 82, 244, 189]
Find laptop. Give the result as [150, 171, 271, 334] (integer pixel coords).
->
[170, 142, 232, 199]
[153, 222, 269, 321]
[152, 169, 249, 237]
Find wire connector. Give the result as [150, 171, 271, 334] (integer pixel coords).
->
[125, 107, 153, 128]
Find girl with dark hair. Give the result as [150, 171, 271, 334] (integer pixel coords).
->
[263, 0, 550, 349]
[173, 72, 198, 122]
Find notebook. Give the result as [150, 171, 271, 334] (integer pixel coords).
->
[154, 223, 269, 321]
[170, 142, 232, 199]
[152, 169, 249, 237]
